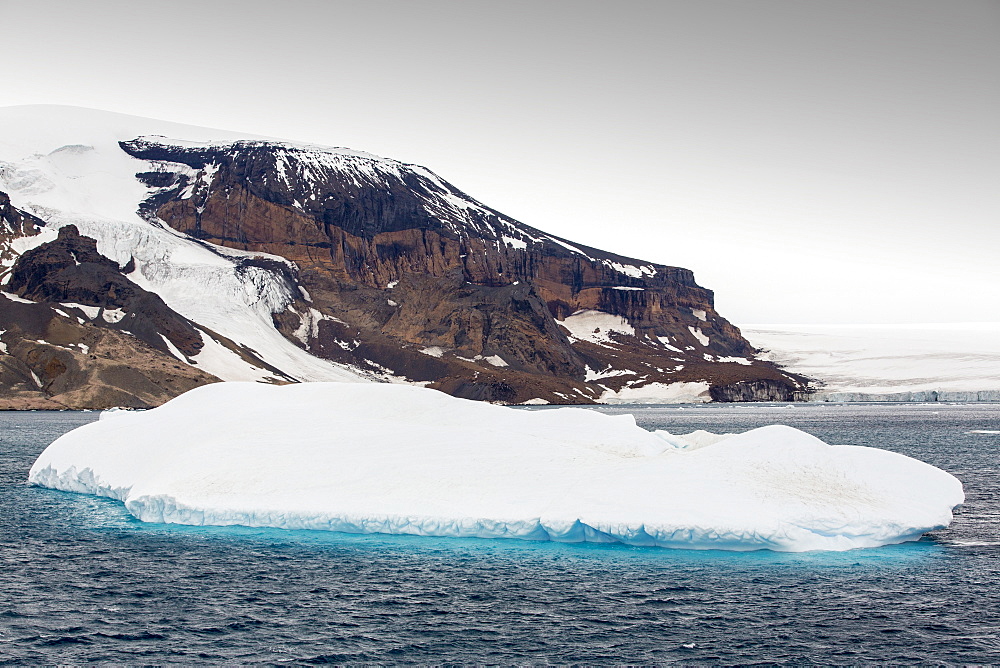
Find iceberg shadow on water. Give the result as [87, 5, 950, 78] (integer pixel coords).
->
[28, 383, 965, 553]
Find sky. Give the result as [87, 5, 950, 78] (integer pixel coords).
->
[2, 0, 997, 324]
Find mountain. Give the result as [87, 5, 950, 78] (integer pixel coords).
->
[0, 105, 808, 408]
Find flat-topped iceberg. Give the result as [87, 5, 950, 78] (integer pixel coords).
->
[29, 383, 964, 552]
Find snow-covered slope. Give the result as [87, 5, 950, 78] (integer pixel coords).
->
[745, 323, 1000, 400]
[0, 105, 369, 384]
[29, 382, 964, 552]
[0, 105, 805, 404]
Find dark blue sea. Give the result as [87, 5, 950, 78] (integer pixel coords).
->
[1, 403, 998, 665]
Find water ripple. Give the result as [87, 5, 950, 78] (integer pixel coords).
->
[1, 405, 998, 663]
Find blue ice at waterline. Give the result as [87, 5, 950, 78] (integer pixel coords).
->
[29, 383, 964, 552]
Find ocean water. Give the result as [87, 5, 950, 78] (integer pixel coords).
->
[1, 403, 998, 664]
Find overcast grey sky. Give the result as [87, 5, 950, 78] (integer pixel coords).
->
[3, 0, 998, 324]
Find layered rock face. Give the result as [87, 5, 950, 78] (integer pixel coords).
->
[117, 138, 806, 403]
[0, 109, 810, 408]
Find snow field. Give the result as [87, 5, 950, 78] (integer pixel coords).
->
[745, 323, 1000, 397]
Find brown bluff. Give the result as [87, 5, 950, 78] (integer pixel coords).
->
[116, 138, 807, 404]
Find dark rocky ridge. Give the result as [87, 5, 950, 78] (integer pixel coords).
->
[7, 225, 204, 359]
[0, 191, 45, 271]
[0, 290, 219, 409]
[0, 206, 271, 409]
[123, 138, 809, 403]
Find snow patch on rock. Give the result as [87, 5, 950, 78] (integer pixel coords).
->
[558, 310, 635, 345]
[585, 365, 636, 381]
[717, 356, 753, 366]
[599, 381, 712, 404]
[101, 308, 126, 324]
[1, 291, 36, 304]
[688, 326, 710, 347]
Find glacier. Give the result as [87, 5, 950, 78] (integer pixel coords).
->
[0, 105, 378, 385]
[745, 322, 1000, 400]
[28, 383, 963, 552]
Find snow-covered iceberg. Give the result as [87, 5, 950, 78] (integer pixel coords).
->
[28, 383, 964, 552]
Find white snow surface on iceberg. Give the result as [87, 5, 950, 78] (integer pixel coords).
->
[29, 383, 963, 552]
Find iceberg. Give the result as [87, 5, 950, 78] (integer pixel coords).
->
[28, 383, 964, 552]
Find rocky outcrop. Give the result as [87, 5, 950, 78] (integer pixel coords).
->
[0, 191, 45, 269]
[0, 292, 219, 409]
[709, 379, 801, 402]
[119, 138, 809, 403]
[0, 214, 222, 409]
[7, 225, 205, 359]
